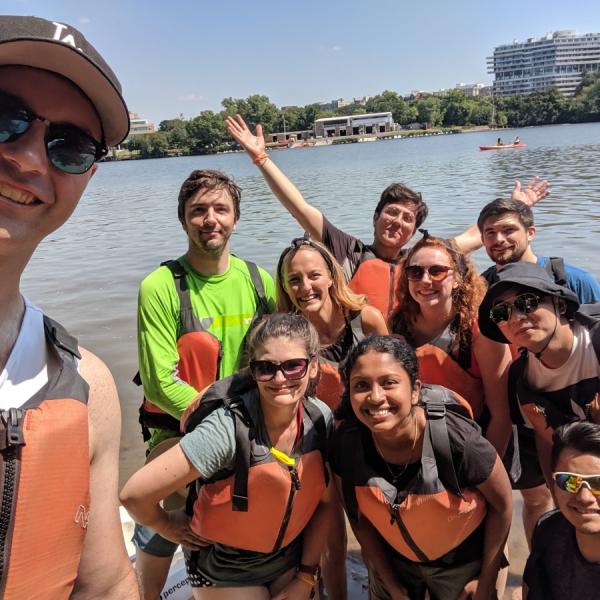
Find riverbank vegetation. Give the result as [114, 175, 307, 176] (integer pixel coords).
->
[122, 72, 600, 159]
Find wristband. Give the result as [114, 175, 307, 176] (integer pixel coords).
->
[252, 153, 269, 166]
[298, 563, 319, 576]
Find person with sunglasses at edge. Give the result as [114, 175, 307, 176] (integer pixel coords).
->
[478, 261, 600, 488]
[121, 313, 337, 600]
[390, 231, 513, 460]
[0, 15, 138, 600]
[276, 236, 388, 599]
[226, 114, 549, 323]
[133, 167, 277, 599]
[522, 421, 600, 600]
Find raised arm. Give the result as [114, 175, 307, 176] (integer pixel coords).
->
[453, 176, 551, 254]
[72, 348, 139, 600]
[226, 114, 324, 240]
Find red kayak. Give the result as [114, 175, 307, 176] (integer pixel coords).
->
[479, 143, 526, 151]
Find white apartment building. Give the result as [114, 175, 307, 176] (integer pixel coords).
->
[487, 30, 600, 96]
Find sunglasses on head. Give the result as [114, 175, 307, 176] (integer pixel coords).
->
[249, 358, 311, 382]
[405, 264, 453, 281]
[553, 472, 600, 496]
[0, 92, 106, 174]
[489, 293, 542, 324]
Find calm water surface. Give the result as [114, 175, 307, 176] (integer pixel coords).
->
[21, 123, 600, 484]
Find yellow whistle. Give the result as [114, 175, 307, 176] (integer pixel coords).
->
[270, 447, 296, 467]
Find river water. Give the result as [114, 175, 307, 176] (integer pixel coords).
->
[21, 122, 600, 485]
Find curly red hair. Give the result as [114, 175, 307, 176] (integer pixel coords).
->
[391, 236, 487, 351]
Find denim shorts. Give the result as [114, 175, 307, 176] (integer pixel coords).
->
[132, 522, 178, 557]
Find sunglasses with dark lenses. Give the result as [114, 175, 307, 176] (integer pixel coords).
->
[0, 93, 106, 174]
[553, 472, 600, 496]
[489, 293, 542, 325]
[249, 358, 311, 382]
[405, 264, 453, 281]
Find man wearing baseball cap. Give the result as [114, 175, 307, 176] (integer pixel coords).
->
[479, 261, 600, 484]
[0, 15, 137, 599]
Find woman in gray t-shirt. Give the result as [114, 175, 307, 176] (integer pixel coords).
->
[121, 313, 336, 599]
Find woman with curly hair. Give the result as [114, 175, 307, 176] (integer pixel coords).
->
[390, 232, 512, 456]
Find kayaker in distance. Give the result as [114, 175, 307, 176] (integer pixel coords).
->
[514, 136, 521, 145]
[497, 137, 504, 146]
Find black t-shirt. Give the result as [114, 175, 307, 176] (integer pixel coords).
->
[524, 510, 600, 600]
[330, 410, 497, 566]
[330, 410, 496, 488]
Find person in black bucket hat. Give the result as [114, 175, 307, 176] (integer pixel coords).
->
[479, 261, 600, 485]
[478, 261, 580, 345]
[0, 15, 138, 599]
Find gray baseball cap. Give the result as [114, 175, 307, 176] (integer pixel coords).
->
[0, 15, 129, 146]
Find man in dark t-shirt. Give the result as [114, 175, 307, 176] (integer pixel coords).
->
[523, 422, 600, 600]
[227, 114, 549, 320]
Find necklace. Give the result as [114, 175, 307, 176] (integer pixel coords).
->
[373, 414, 419, 484]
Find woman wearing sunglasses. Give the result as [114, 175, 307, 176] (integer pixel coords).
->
[276, 237, 388, 599]
[523, 421, 600, 600]
[331, 336, 512, 600]
[121, 313, 337, 600]
[390, 233, 513, 457]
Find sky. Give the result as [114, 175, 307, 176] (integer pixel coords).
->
[5, 0, 600, 125]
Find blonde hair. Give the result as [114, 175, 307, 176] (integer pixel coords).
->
[276, 239, 365, 314]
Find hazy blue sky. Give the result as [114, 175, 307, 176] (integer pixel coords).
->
[5, 0, 600, 124]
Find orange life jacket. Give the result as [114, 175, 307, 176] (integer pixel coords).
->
[415, 322, 484, 420]
[184, 376, 329, 553]
[339, 385, 485, 562]
[137, 259, 270, 438]
[0, 316, 89, 599]
[346, 246, 401, 321]
[317, 312, 365, 411]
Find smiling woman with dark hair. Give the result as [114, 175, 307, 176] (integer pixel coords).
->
[330, 335, 512, 600]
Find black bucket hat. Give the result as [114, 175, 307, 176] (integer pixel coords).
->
[478, 261, 580, 344]
[0, 15, 129, 146]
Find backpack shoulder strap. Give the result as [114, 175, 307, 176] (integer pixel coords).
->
[423, 392, 463, 498]
[547, 257, 567, 287]
[43, 315, 81, 361]
[245, 260, 270, 316]
[303, 399, 330, 485]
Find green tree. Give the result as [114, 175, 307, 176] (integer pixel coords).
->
[415, 96, 443, 127]
[366, 90, 412, 125]
[222, 95, 279, 133]
[187, 110, 227, 153]
[442, 90, 471, 126]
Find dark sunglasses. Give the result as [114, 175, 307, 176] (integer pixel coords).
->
[405, 264, 453, 281]
[553, 472, 600, 496]
[489, 293, 542, 324]
[0, 93, 106, 174]
[249, 358, 311, 382]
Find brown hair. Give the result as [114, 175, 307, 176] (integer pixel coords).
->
[374, 183, 428, 229]
[477, 197, 534, 232]
[177, 169, 241, 221]
[276, 238, 366, 314]
[390, 235, 487, 351]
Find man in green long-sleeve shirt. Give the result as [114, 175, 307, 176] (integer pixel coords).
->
[133, 169, 276, 599]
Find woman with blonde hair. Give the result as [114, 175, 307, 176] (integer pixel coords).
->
[390, 231, 513, 456]
[277, 236, 388, 600]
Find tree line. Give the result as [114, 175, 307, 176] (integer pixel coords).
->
[124, 72, 600, 158]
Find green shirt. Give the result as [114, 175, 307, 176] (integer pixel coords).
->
[137, 254, 276, 446]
